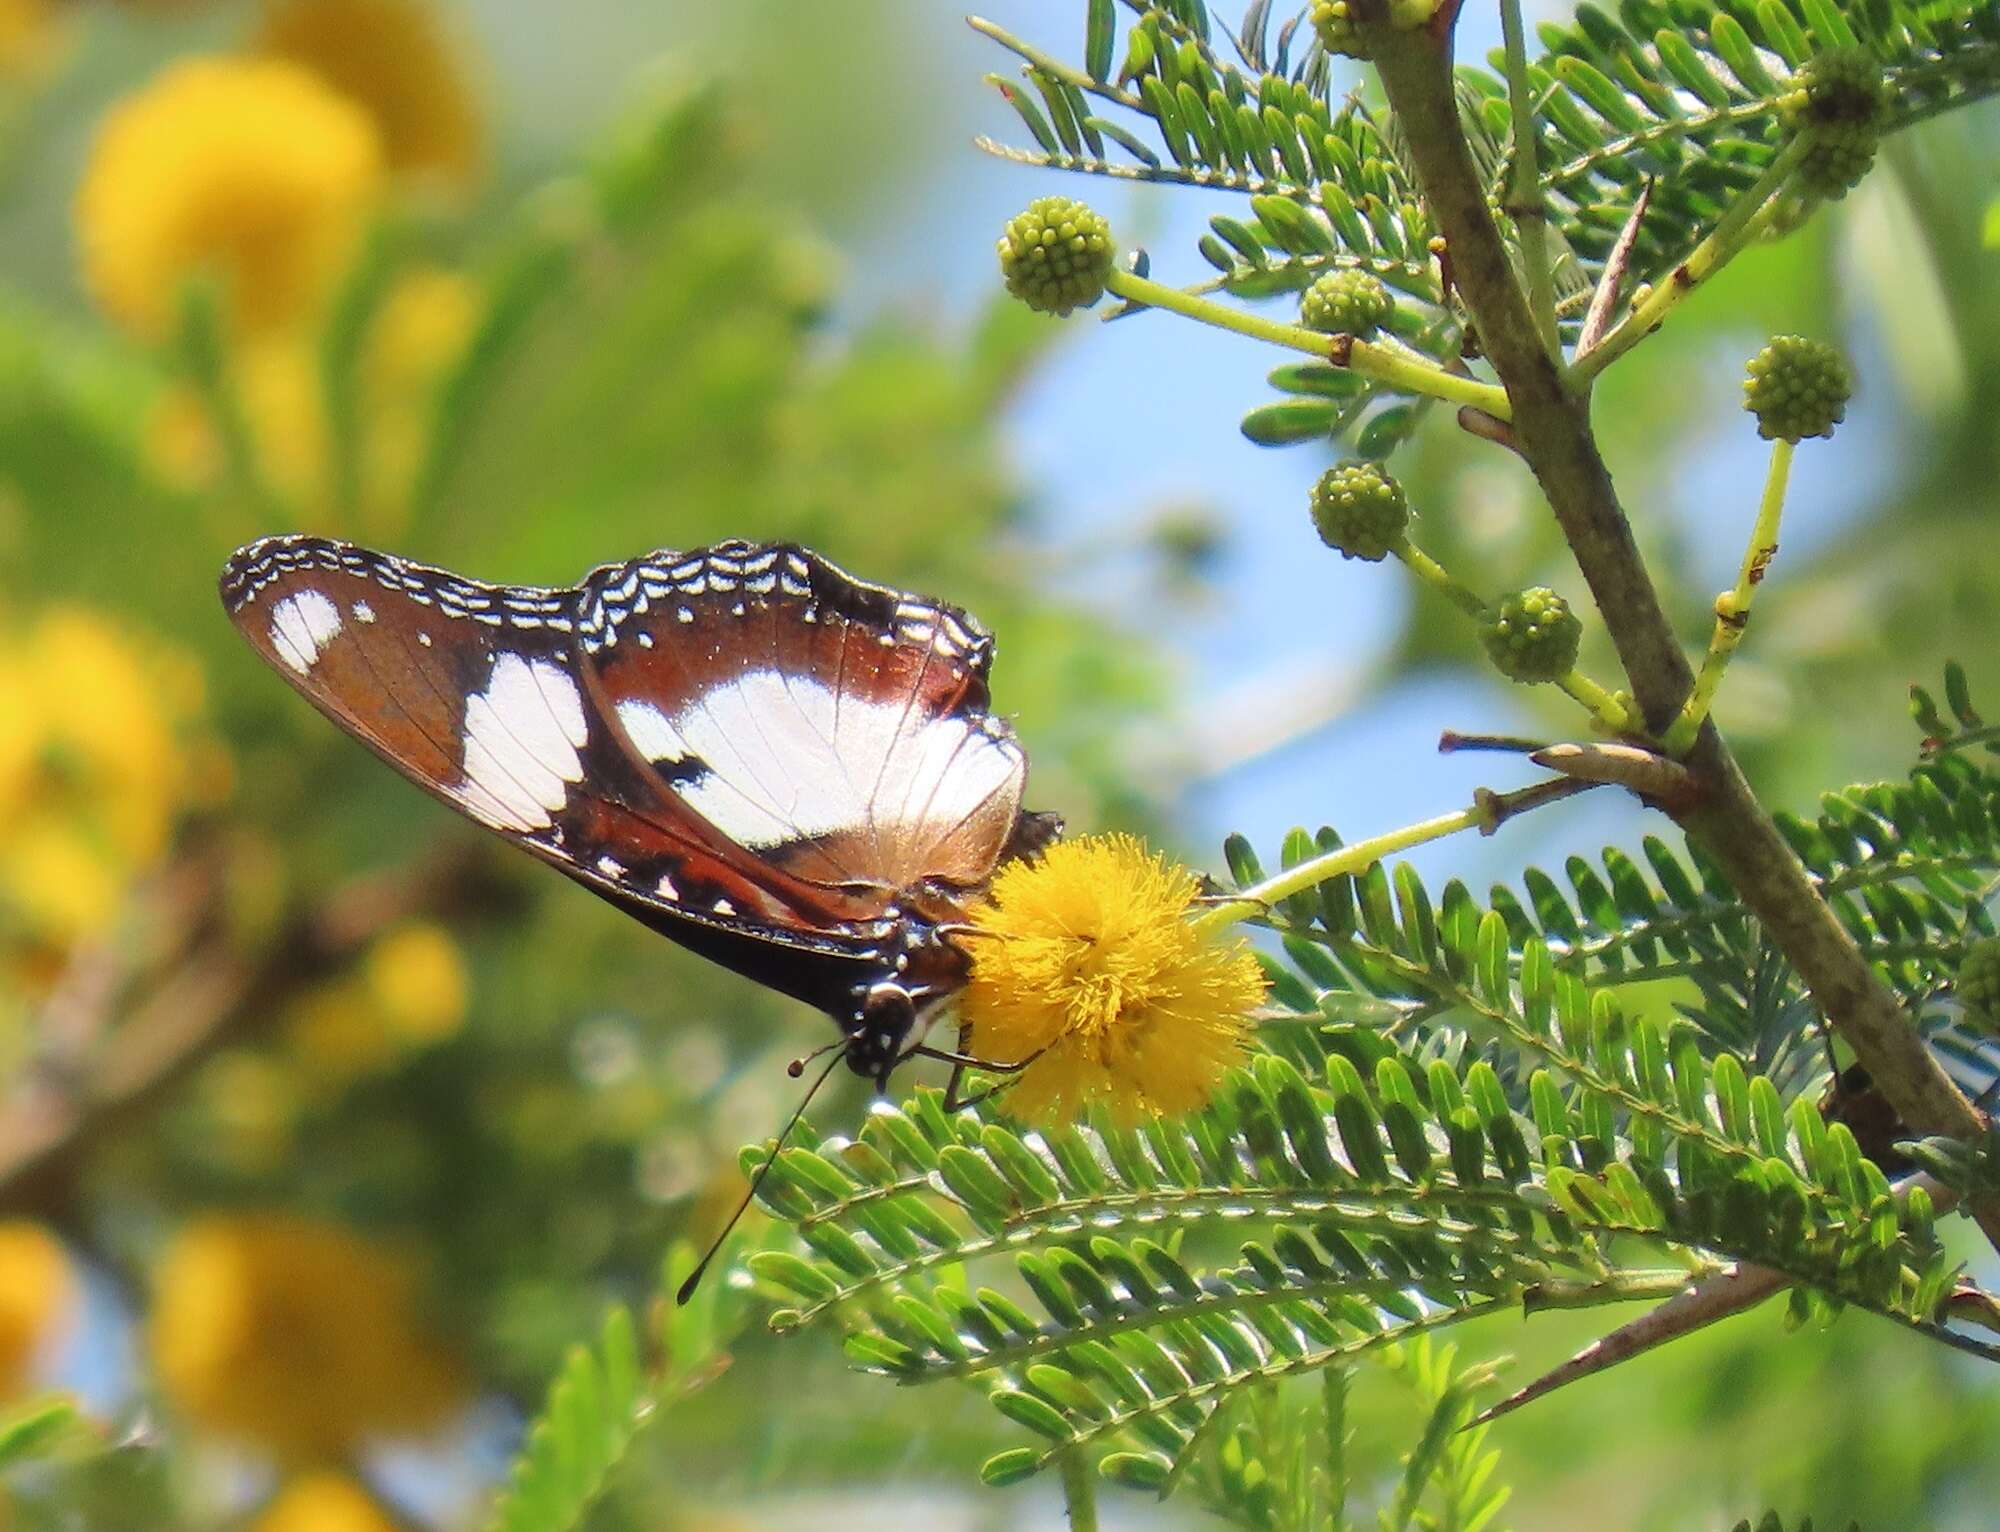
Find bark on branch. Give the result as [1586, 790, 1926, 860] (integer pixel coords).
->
[1361, 9, 2000, 1253]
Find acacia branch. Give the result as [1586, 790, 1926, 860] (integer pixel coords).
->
[1359, 7, 2000, 1255]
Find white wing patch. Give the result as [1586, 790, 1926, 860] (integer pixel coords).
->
[455, 654, 590, 831]
[630, 669, 1023, 857]
[268, 590, 342, 674]
[615, 698, 685, 765]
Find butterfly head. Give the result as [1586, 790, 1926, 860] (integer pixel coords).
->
[846, 982, 918, 1088]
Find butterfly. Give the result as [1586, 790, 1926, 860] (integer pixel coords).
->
[220, 534, 1059, 1088]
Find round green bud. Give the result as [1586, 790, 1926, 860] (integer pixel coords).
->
[1310, 460, 1409, 562]
[998, 197, 1114, 317]
[1958, 935, 2000, 1035]
[1743, 335, 1852, 442]
[1309, 0, 1368, 58]
[1784, 48, 1889, 127]
[1480, 587, 1582, 683]
[1781, 49, 1888, 198]
[1299, 269, 1393, 338]
[1796, 121, 1881, 199]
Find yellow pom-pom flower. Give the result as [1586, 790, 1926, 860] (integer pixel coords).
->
[249, 1473, 401, 1532]
[0, 606, 221, 947]
[149, 1213, 464, 1461]
[959, 834, 1266, 1125]
[0, 1223, 74, 1399]
[255, 0, 483, 190]
[76, 57, 384, 339]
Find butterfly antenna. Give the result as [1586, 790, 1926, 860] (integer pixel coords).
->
[677, 1047, 846, 1304]
[787, 1036, 845, 1077]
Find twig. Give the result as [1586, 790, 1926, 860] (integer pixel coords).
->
[1102, 266, 1514, 418]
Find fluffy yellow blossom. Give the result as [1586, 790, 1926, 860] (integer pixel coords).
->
[0, 607, 221, 946]
[0, 1224, 73, 1399]
[249, 1473, 400, 1532]
[255, 0, 483, 189]
[76, 57, 383, 339]
[149, 1213, 465, 1461]
[960, 834, 1267, 1124]
[0, 0, 63, 79]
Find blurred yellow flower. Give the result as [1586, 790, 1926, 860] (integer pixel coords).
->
[364, 921, 469, 1044]
[76, 57, 383, 339]
[249, 1473, 400, 1532]
[960, 834, 1266, 1125]
[367, 267, 475, 396]
[0, 607, 220, 946]
[0, 0, 63, 79]
[255, 0, 483, 189]
[284, 979, 396, 1086]
[0, 1224, 74, 1399]
[149, 1213, 464, 1461]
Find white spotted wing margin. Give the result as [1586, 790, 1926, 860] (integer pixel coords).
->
[218, 534, 1039, 1019]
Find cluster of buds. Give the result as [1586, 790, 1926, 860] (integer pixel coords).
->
[1781, 47, 1890, 199]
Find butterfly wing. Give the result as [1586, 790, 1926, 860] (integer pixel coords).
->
[572, 541, 1029, 897]
[219, 536, 1036, 1018]
[219, 535, 913, 1012]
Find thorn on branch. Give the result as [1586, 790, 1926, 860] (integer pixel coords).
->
[1576, 180, 1653, 360]
[1470, 1263, 1787, 1428]
[1456, 405, 1521, 455]
[1528, 741, 1701, 812]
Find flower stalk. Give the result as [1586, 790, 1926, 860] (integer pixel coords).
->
[1101, 266, 1513, 418]
[1195, 806, 1488, 934]
[1664, 438, 1795, 753]
[1394, 539, 1632, 734]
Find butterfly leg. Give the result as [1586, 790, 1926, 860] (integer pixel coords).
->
[914, 1043, 1049, 1113]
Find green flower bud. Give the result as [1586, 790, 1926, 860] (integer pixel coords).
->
[1299, 269, 1393, 338]
[1743, 335, 1852, 442]
[1310, 0, 1434, 51]
[1785, 47, 1889, 127]
[1958, 936, 2000, 1035]
[1796, 122, 1881, 199]
[1310, 460, 1409, 562]
[997, 197, 1114, 317]
[1481, 587, 1582, 683]
[1309, 0, 1367, 58]
[1782, 49, 1888, 198]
